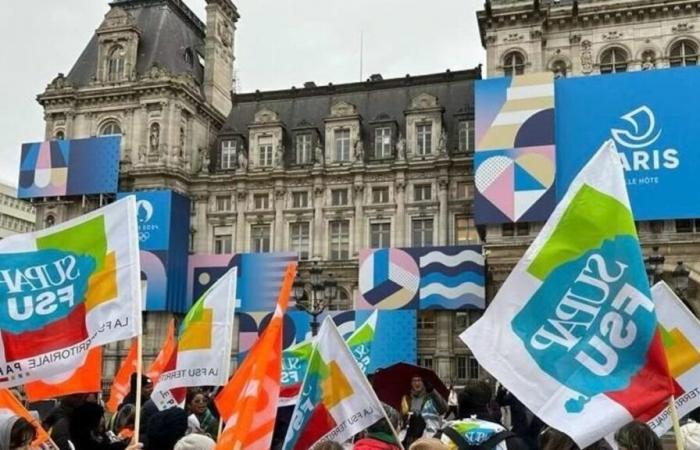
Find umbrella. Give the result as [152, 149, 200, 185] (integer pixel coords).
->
[371, 363, 448, 412]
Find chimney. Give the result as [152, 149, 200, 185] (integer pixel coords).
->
[304, 81, 317, 88]
[369, 73, 383, 82]
[203, 0, 239, 117]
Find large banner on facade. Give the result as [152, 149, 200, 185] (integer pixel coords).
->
[0, 197, 141, 387]
[18, 136, 120, 199]
[356, 245, 484, 310]
[118, 190, 190, 312]
[556, 66, 700, 220]
[187, 252, 297, 312]
[474, 73, 556, 224]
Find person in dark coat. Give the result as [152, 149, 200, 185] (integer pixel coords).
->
[118, 374, 153, 411]
[43, 394, 87, 450]
[145, 408, 188, 450]
[69, 402, 128, 450]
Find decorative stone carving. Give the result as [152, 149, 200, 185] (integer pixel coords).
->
[354, 133, 364, 161]
[275, 139, 285, 168]
[504, 33, 524, 42]
[580, 40, 593, 74]
[396, 133, 407, 161]
[314, 185, 325, 197]
[237, 191, 247, 201]
[314, 144, 325, 166]
[149, 123, 160, 153]
[99, 7, 136, 30]
[641, 52, 656, 70]
[199, 148, 210, 174]
[48, 73, 72, 90]
[409, 93, 439, 110]
[144, 64, 169, 80]
[217, 21, 234, 48]
[484, 35, 497, 44]
[395, 181, 406, 192]
[673, 22, 694, 33]
[530, 30, 542, 40]
[603, 31, 623, 40]
[329, 101, 358, 118]
[138, 145, 147, 164]
[253, 108, 280, 124]
[275, 188, 286, 199]
[569, 34, 581, 45]
[437, 128, 447, 155]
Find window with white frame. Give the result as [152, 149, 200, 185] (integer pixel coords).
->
[374, 127, 392, 159]
[295, 133, 313, 164]
[253, 193, 269, 210]
[213, 228, 232, 254]
[331, 189, 349, 206]
[412, 218, 434, 247]
[416, 123, 432, 155]
[329, 220, 350, 260]
[334, 128, 351, 161]
[251, 224, 271, 252]
[370, 222, 391, 249]
[458, 120, 474, 154]
[215, 195, 231, 212]
[670, 40, 699, 67]
[414, 184, 432, 202]
[220, 140, 236, 170]
[292, 191, 309, 208]
[258, 136, 274, 167]
[371, 186, 389, 204]
[455, 182, 469, 199]
[600, 47, 628, 74]
[106, 45, 126, 82]
[99, 121, 122, 136]
[503, 51, 525, 77]
[455, 215, 479, 244]
[289, 222, 310, 260]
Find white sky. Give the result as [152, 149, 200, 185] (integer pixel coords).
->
[0, 0, 484, 187]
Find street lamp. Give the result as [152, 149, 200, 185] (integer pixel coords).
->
[292, 261, 338, 337]
[644, 246, 665, 286]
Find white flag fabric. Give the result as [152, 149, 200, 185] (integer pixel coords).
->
[647, 281, 700, 435]
[283, 316, 385, 450]
[461, 141, 675, 447]
[0, 197, 141, 387]
[151, 267, 237, 410]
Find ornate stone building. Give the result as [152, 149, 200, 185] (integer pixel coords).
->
[477, 0, 700, 319]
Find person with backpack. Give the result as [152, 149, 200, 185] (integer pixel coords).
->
[435, 380, 528, 450]
[400, 375, 447, 437]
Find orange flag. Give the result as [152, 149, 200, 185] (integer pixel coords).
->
[0, 388, 53, 449]
[25, 347, 102, 402]
[106, 340, 138, 413]
[146, 319, 177, 385]
[215, 262, 296, 450]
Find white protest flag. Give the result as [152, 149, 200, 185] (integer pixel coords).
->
[283, 316, 386, 450]
[151, 267, 237, 410]
[0, 197, 141, 387]
[647, 281, 700, 435]
[461, 141, 675, 447]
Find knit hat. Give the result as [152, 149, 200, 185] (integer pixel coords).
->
[147, 407, 188, 450]
[682, 421, 700, 450]
[174, 433, 216, 450]
[409, 437, 449, 450]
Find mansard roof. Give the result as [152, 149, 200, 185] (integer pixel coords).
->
[219, 68, 481, 141]
[66, 0, 205, 87]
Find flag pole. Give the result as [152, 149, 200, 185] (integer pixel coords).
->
[132, 333, 143, 445]
[362, 363, 404, 449]
[669, 395, 685, 450]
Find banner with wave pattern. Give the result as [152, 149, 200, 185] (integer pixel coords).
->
[356, 245, 485, 310]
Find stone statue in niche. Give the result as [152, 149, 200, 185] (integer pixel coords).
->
[199, 148, 210, 173]
[354, 132, 364, 161]
[437, 127, 447, 155]
[642, 54, 655, 70]
[179, 127, 186, 157]
[396, 132, 407, 161]
[149, 123, 160, 153]
[275, 138, 285, 168]
[314, 144, 324, 166]
[138, 145, 147, 164]
[237, 149, 248, 170]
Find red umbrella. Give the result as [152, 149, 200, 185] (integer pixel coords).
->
[370, 363, 449, 412]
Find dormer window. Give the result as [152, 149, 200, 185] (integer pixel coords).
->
[457, 120, 474, 154]
[295, 133, 313, 164]
[106, 45, 126, 82]
[416, 123, 432, 155]
[374, 127, 392, 159]
[220, 139, 237, 170]
[334, 128, 351, 162]
[258, 136, 274, 167]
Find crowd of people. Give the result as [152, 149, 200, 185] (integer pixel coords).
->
[1, 373, 699, 450]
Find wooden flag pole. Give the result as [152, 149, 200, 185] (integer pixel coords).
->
[669, 395, 685, 450]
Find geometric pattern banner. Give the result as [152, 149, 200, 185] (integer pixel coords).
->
[475, 73, 556, 224]
[18, 136, 120, 199]
[355, 245, 485, 310]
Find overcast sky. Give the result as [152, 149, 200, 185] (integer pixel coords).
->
[0, 0, 484, 187]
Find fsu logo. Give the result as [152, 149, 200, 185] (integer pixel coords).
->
[0, 249, 96, 361]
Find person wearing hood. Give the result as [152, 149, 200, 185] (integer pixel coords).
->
[43, 393, 87, 450]
[354, 404, 402, 450]
[118, 375, 153, 411]
[400, 375, 447, 437]
[0, 413, 37, 450]
[69, 402, 128, 450]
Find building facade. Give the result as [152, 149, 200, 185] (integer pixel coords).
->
[0, 183, 35, 239]
[478, 0, 700, 322]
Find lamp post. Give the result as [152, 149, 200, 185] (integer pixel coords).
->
[644, 246, 665, 286]
[292, 261, 338, 337]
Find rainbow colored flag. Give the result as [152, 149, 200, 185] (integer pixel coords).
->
[0, 197, 141, 388]
[283, 316, 385, 450]
[151, 267, 237, 410]
[280, 311, 377, 405]
[462, 141, 676, 447]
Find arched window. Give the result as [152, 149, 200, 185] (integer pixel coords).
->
[107, 46, 126, 81]
[99, 121, 122, 136]
[45, 215, 55, 228]
[551, 60, 568, 79]
[503, 51, 525, 77]
[670, 40, 698, 67]
[327, 287, 350, 311]
[600, 47, 629, 74]
[54, 130, 65, 140]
